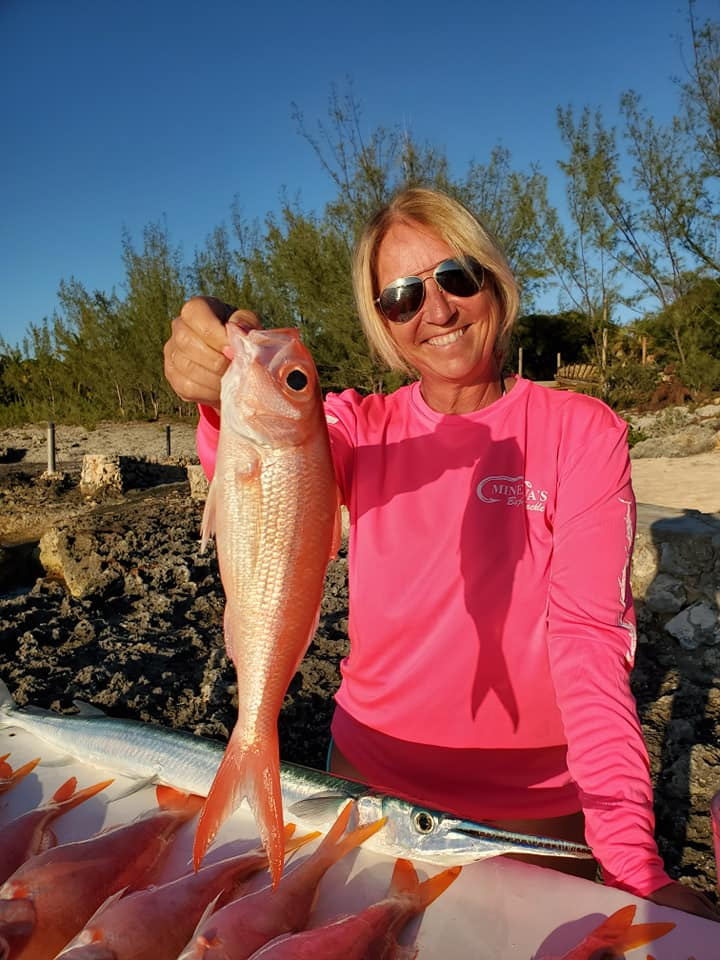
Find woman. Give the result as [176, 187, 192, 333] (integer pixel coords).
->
[164, 188, 717, 920]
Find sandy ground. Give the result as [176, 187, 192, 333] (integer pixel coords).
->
[631, 450, 720, 515]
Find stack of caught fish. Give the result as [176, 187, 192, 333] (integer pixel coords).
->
[0, 750, 678, 959]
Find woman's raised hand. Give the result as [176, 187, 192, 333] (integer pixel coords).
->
[163, 297, 261, 409]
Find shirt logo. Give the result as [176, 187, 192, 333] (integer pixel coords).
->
[476, 475, 548, 512]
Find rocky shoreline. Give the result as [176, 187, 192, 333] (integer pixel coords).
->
[0, 409, 719, 904]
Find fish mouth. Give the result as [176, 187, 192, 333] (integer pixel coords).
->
[442, 817, 593, 858]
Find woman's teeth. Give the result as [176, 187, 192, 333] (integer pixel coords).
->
[427, 327, 465, 347]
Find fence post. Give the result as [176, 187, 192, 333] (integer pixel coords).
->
[556, 352, 562, 372]
[518, 346, 523, 378]
[165, 425, 172, 457]
[46, 422, 56, 475]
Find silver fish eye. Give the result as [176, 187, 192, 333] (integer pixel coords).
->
[286, 368, 308, 391]
[413, 810, 436, 834]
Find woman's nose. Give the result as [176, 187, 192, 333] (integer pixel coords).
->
[422, 277, 456, 325]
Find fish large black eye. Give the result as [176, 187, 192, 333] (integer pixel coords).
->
[413, 811, 435, 834]
[286, 369, 308, 391]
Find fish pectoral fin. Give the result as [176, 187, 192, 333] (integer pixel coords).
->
[59, 943, 117, 959]
[200, 478, 218, 551]
[107, 776, 158, 801]
[71, 699, 106, 717]
[287, 793, 352, 823]
[0, 896, 36, 939]
[330, 492, 344, 559]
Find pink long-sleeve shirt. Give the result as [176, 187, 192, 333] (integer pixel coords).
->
[197, 377, 670, 897]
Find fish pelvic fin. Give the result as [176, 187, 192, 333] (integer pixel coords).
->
[193, 728, 285, 888]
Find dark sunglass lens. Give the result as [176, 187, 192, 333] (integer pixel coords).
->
[380, 279, 424, 323]
[436, 259, 483, 297]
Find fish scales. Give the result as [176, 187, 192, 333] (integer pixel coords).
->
[194, 325, 339, 887]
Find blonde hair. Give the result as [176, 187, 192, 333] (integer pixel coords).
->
[352, 187, 519, 374]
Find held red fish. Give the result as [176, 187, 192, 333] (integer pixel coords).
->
[0, 786, 203, 960]
[245, 858, 462, 959]
[193, 326, 340, 886]
[0, 775, 113, 884]
[537, 903, 676, 959]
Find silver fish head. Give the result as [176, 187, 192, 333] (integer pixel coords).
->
[355, 794, 593, 866]
[221, 325, 324, 448]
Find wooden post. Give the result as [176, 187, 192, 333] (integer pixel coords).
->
[602, 328, 608, 369]
[518, 346, 523, 378]
[556, 352, 562, 372]
[641, 336, 647, 366]
[165, 425, 172, 457]
[46, 422, 56, 475]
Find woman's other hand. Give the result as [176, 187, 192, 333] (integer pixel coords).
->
[647, 879, 720, 922]
[163, 296, 261, 409]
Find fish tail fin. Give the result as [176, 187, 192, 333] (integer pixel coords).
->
[51, 775, 114, 811]
[388, 858, 421, 897]
[387, 859, 462, 912]
[586, 905, 675, 952]
[284, 829, 322, 857]
[318, 801, 387, 865]
[193, 728, 285, 887]
[615, 919, 676, 952]
[0, 756, 41, 790]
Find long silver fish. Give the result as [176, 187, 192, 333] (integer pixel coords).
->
[0, 679, 592, 865]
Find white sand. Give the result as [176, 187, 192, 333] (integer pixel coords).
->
[631, 450, 720, 515]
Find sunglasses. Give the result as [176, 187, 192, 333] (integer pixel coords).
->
[374, 257, 486, 324]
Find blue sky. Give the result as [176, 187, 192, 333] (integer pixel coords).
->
[1, 0, 712, 349]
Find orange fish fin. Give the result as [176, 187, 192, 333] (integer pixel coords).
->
[318, 801, 387, 863]
[0, 896, 36, 939]
[581, 904, 636, 944]
[194, 729, 285, 888]
[414, 864, 462, 910]
[200, 478, 218, 552]
[52, 776, 113, 813]
[51, 776, 79, 803]
[388, 858, 420, 897]
[284, 830, 322, 859]
[0, 756, 41, 793]
[614, 920, 676, 952]
[387, 859, 461, 912]
[155, 784, 205, 815]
